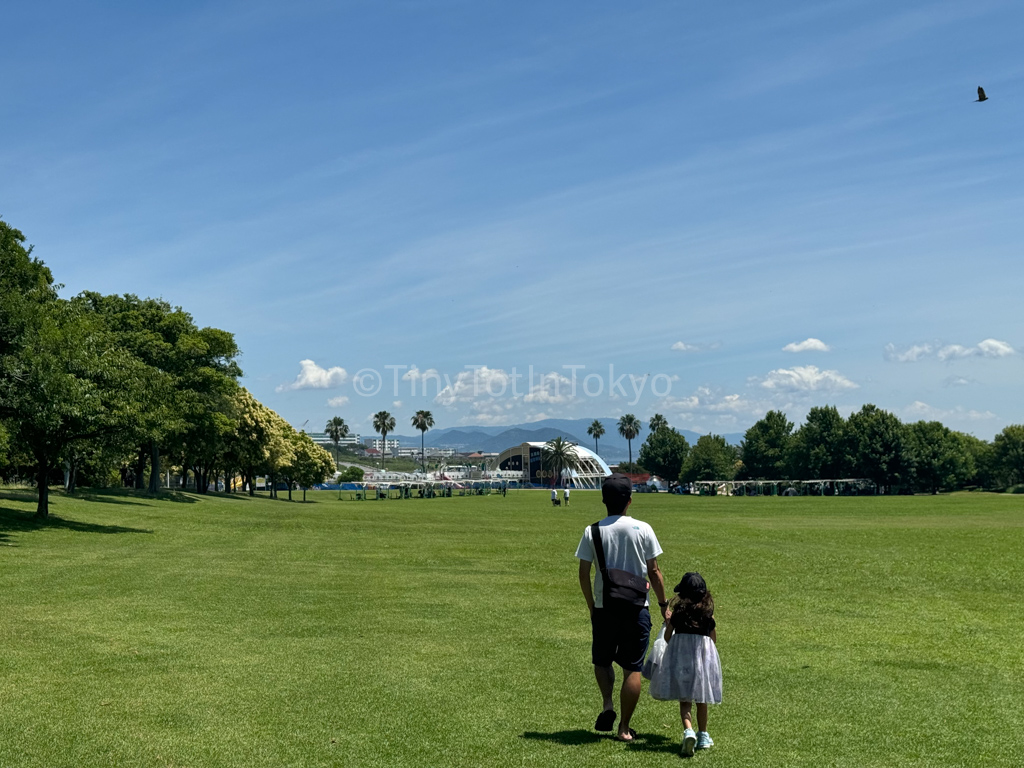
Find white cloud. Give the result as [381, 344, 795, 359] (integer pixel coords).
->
[434, 366, 510, 406]
[937, 344, 972, 361]
[524, 372, 576, 404]
[977, 339, 1015, 357]
[393, 400, 403, 408]
[884, 343, 932, 362]
[671, 341, 699, 352]
[783, 338, 830, 353]
[900, 401, 997, 422]
[276, 360, 348, 392]
[327, 395, 349, 407]
[760, 365, 858, 393]
[887, 339, 1015, 363]
[942, 376, 972, 388]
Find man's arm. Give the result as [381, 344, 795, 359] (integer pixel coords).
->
[578, 559, 595, 614]
[646, 557, 667, 618]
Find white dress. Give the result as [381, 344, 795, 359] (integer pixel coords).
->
[649, 628, 722, 704]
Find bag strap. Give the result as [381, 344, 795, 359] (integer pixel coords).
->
[590, 521, 610, 604]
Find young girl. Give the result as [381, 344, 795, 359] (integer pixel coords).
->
[649, 572, 722, 757]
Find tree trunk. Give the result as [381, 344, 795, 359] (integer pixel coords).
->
[287, 481, 292, 501]
[303, 488, 307, 502]
[135, 445, 147, 490]
[67, 458, 78, 494]
[247, 470, 255, 497]
[148, 441, 161, 494]
[35, 459, 50, 519]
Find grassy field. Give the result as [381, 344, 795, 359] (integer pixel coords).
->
[2, 488, 1023, 767]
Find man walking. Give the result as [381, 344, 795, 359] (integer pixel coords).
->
[576, 473, 667, 742]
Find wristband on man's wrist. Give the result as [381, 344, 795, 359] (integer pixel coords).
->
[658, 600, 669, 608]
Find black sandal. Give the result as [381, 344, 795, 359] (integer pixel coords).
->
[594, 709, 616, 731]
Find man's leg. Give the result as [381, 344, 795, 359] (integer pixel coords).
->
[594, 664, 615, 714]
[617, 670, 642, 740]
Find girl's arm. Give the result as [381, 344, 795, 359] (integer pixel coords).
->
[663, 613, 674, 642]
[710, 627, 717, 643]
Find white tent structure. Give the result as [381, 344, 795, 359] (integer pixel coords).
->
[496, 441, 612, 489]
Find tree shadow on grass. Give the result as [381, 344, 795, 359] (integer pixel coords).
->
[0, 507, 154, 543]
[520, 729, 678, 754]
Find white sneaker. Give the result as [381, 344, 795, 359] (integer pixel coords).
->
[696, 731, 714, 749]
[681, 728, 696, 757]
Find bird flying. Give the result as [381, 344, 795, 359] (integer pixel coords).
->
[976, 86, 988, 102]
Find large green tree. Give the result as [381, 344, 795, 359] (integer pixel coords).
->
[790, 405, 849, 480]
[905, 421, 974, 494]
[846, 404, 912, 493]
[740, 410, 794, 479]
[638, 427, 690, 482]
[680, 434, 737, 483]
[993, 425, 1024, 487]
[0, 298, 153, 517]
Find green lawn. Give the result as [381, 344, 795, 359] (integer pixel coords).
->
[2, 489, 1022, 767]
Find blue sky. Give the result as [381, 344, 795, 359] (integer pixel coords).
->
[4, 0, 1022, 438]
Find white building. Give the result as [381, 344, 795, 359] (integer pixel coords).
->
[307, 432, 361, 449]
[366, 438, 403, 451]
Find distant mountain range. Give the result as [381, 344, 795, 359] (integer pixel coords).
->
[385, 418, 742, 462]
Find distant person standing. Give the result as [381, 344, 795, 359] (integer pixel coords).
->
[564, 486, 571, 506]
[576, 473, 667, 742]
[551, 487, 558, 506]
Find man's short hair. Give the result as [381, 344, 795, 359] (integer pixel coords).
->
[602, 473, 632, 515]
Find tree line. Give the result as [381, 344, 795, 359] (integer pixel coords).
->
[0, 220, 335, 517]
[627, 408, 1024, 493]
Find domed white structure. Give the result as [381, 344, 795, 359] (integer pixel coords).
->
[497, 441, 612, 489]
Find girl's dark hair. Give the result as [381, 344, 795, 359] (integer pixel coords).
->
[668, 590, 714, 632]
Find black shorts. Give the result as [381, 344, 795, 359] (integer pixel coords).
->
[591, 604, 652, 672]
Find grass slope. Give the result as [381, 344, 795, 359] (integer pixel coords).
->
[2, 489, 1023, 767]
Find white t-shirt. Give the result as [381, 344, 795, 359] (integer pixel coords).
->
[564, 488, 570, 497]
[551, 489, 557, 500]
[575, 515, 663, 608]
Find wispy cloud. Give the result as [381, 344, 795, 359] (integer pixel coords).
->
[886, 339, 1016, 362]
[327, 395, 349, 407]
[671, 341, 699, 352]
[884, 343, 932, 362]
[900, 401, 997, 422]
[783, 338, 830, 353]
[277, 360, 348, 392]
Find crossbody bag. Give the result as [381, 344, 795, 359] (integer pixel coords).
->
[590, 522, 650, 608]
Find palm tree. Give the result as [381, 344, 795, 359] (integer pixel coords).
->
[411, 410, 434, 473]
[649, 413, 668, 434]
[618, 414, 642, 468]
[587, 420, 605, 456]
[324, 416, 349, 466]
[542, 437, 580, 488]
[372, 410, 396, 472]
